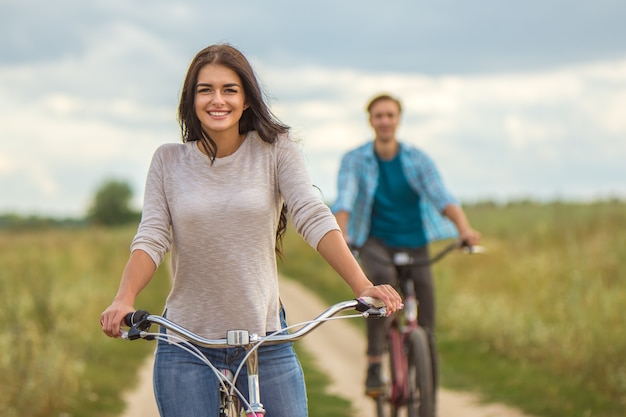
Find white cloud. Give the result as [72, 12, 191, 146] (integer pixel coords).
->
[2, 0, 625, 216]
[258, 59, 626, 202]
[503, 115, 566, 152]
[0, 152, 17, 174]
[1, 38, 626, 215]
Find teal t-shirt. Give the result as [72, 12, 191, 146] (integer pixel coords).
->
[370, 153, 427, 248]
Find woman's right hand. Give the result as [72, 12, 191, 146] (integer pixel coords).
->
[100, 300, 135, 338]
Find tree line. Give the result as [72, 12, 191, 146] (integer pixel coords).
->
[0, 180, 140, 230]
[2, 180, 623, 231]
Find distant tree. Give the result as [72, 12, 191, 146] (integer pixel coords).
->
[0, 213, 87, 230]
[88, 180, 138, 226]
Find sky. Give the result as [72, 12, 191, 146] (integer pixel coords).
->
[1, 0, 625, 217]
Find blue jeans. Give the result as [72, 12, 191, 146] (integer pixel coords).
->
[153, 308, 308, 417]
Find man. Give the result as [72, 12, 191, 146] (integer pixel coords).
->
[332, 93, 481, 407]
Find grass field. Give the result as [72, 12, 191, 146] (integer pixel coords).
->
[279, 199, 626, 417]
[0, 225, 348, 417]
[0, 227, 171, 417]
[435, 201, 626, 417]
[1, 200, 624, 417]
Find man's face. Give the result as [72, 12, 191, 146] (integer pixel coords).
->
[369, 99, 401, 142]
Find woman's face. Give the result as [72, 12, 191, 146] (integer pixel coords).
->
[194, 63, 248, 138]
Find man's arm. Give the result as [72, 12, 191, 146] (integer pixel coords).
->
[316, 229, 402, 313]
[442, 204, 481, 246]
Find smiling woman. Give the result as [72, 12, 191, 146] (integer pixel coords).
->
[176, 44, 291, 165]
[98, 43, 402, 417]
[193, 64, 249, 157]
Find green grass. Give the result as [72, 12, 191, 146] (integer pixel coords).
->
[278, 199, 626, 417]
[0, 225, 346, 417]
[438, 334, 622, 417]
[435, 200, 626, 417]
[3, 200, 625, 417]
[0, 227, 170, 417]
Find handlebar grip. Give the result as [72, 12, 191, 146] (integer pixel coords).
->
[123, 310, 152, 340]
[124, 309, 150, 326]
[355, 297, 387, 317]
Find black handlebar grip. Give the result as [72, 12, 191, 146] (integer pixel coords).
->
[124, 309, 150, 326]
[355, 297, 387, 318]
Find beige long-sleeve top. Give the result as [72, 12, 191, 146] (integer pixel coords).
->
[130, 131, 338, 339]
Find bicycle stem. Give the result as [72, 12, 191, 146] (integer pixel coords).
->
[244, 347, 265, 416]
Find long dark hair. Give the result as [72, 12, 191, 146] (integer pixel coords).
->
[178, 44, 289, 257]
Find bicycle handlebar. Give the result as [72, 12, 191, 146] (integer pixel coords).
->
[122, 297, 387, 348]
[426, 239, 486, 264]
[352, 239, 487, 267]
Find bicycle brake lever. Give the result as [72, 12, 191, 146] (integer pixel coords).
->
[123, 310, 152, 340]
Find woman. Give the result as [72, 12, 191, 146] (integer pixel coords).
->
[100, 44, 402, 417]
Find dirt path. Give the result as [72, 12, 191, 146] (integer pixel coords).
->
[121, 277, 535, 417]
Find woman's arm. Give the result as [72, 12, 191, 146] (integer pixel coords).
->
[334, 210, 351, 243]
[316, 229, 403, 314]
[100, 249, 157, 338]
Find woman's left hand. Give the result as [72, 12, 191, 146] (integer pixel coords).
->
[358, 284, 403, 315]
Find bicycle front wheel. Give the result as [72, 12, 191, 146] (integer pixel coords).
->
[406, 328, 434, 417]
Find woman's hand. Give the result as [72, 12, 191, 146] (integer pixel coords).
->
[100, 300, 134, 338]
[358, 284, 403, 315]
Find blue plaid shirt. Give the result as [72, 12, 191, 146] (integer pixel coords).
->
[332, 141, 459, 248]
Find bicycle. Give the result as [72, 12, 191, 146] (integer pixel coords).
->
[353, 239, 486, 417]
[121, 297, 388, 417]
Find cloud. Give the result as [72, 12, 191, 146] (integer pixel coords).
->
[2, 46, 625, 216]
[4, 1, 626, 73]
[1, 0, 626, 215]
[0, 44, 179, 216]
[260, 59, 626, 202]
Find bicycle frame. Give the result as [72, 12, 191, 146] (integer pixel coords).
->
[387, 256, 422, 406]
[122, 297, 386, 417]
[356, 240, 486, 417]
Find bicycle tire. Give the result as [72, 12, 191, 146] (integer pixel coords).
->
[406, 328, 434, 417]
